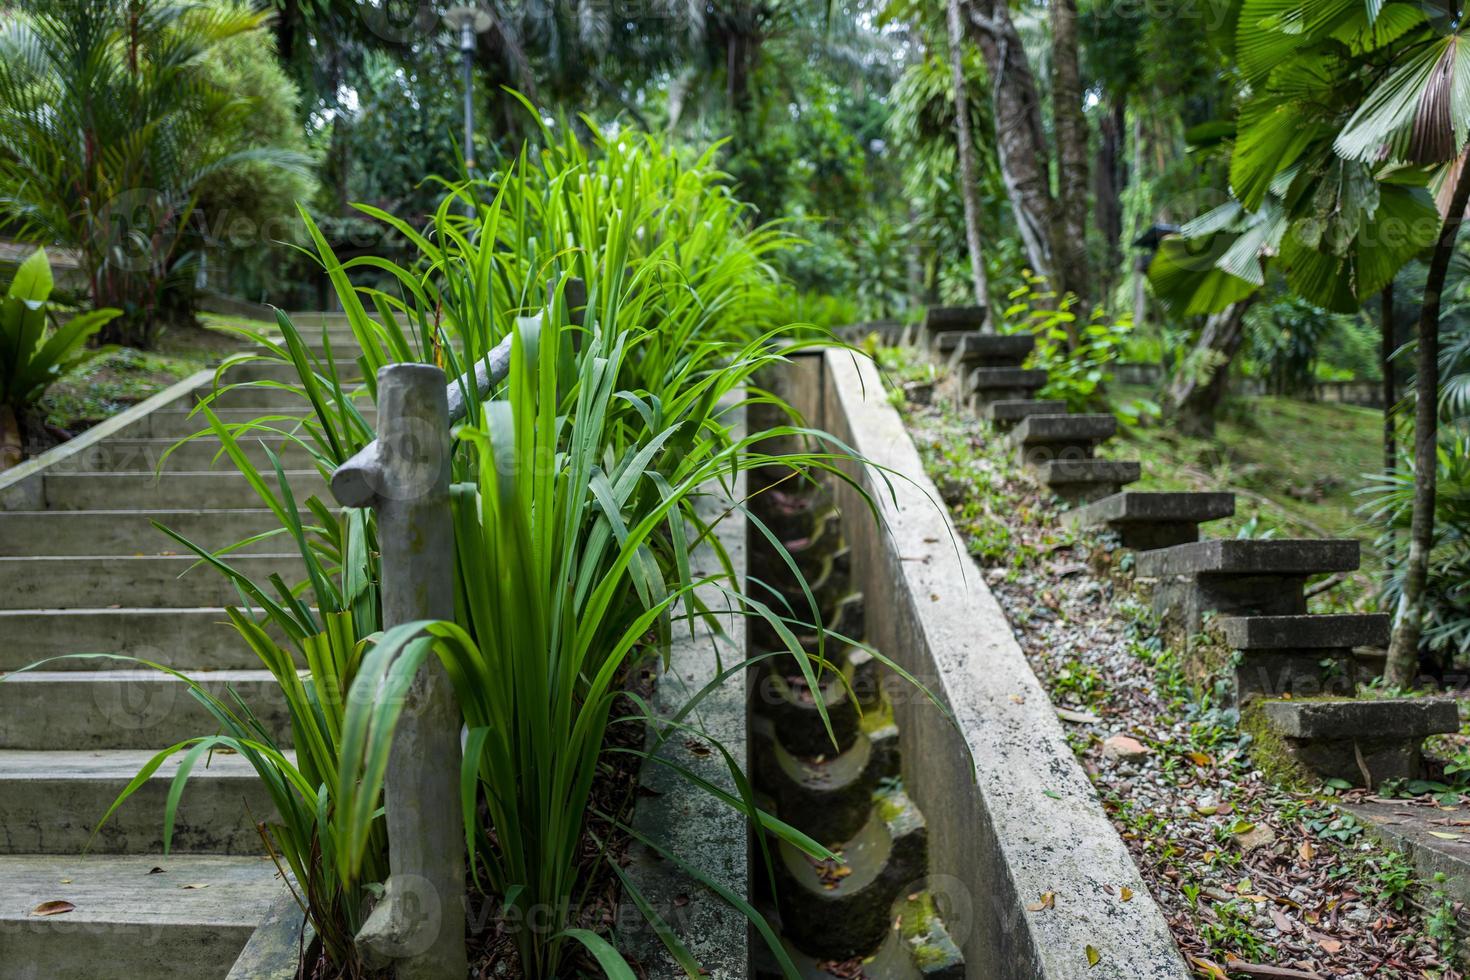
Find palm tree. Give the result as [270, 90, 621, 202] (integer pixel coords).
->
[1153, 0, 1470, 682]
[0, 0, 308, 346]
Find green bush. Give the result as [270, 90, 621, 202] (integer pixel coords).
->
[0, 248, 118, 465]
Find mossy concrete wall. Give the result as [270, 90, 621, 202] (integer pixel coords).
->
[783, 349, 1188, 979]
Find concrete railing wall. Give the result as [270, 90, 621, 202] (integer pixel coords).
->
[776, 348, 1189, 978]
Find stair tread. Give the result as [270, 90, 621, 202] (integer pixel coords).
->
[0, 749, 271, 780]
[1220, 613, 1390, 649]
[0, 853, 285, 927]
[1262, 697, 1459, 738]
[1135, 538, 1360, 577]
[1069, 491, 1235, 526]
[1035, 458, 1141, 483]
[1010, 413, 1117, 444]
[3, 669, 278, 684]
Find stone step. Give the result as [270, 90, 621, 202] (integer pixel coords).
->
[0, 749, 278, 854]
[0, 853, 287, 980]
[0, 671, 293, 750]
[1261, 698, 1459, 788]
[1138, 539, 1361, 635]
[0, 609, 295, 673]
[1065, 491, 1235, 551]
[867, 891, 966, 978]
[941, 334, 1033, 369]
[0, 555, 303, 609]
[1136, 539, 1360, 579]
[1221, 614, 1390, 651]
[188, 383, 325, 412]
[44, 437, 318, 474]
[966, 367, 1047, 398]
[40, 471, 328, 511]
[921, 306, 986, 335]
[0, 510, 300, 557]
[127, 407, 373, 440]
[1010, 415, 1117, 468]
[752, 714, 899, 844]
[1034, 458, 1140, 504]
[773, 784, 928, 961]
[222, 360, 366, 385]
[983, 399, 1067, 427]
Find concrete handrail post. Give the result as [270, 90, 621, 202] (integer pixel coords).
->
[332, 363, 466, 979]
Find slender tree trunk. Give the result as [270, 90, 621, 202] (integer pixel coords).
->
[1048, 0, 1090, 306]
[963, 0, 1057, 289]
[1382, 282, 1397, 474]
[1165, 299, 1254, 437]
[1095, 101, 1125, 300]
[1384, 162, 1470, 686]
[947, 0, 991, 323]
[275, 0, 297, 64]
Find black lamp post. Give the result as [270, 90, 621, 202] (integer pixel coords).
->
[443, 6, 493, 172]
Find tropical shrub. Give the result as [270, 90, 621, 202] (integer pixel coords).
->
[58, 120, 880, 977]
[0, 0, 309, 346]
[999, 273, 1134, 411]
[0, 248, 118, 467]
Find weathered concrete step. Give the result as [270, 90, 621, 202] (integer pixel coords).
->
[1011, 413, 1117, 445]
[1136, 539, 1360, 578]
[1223, 615, 1392, 701]
[983, 399, 1067, 425]
[753, 715, 899, 844]
[1065, 490, 1235, 550]
[866, 891, 966, 978]
[126, 406, 374, 439]
[222, 360, 366, 384]
[940, 334, 1033, 369]
[0, 609, 297, 672]
[0, 671, 294, 750]
[0, 749, 278, 854]
[189, 384, 325, 411]
[43, 437, 317, 474]
[774, 784, 928, 960]
[1034, 458, 1140, 503]
[966, 367, 1047, 393]
[922, 306, 986, 335]
[0, 555, 303, 609]
[0, 853, 287, 980]
[1261, 698, 1460, 788]
[0, 510, 299, 556]
[40, 471, 328, 510]
[1222, 614, 1390, 651]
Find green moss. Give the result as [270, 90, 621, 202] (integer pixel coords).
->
[894, 891, 963, 970]
[1240, 702, 1314, 791]
[856, 690, 895, 735]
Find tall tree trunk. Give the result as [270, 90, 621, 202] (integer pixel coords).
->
[963, 0, 1057, 289]
[1384, 161, 1470, 687]
[1095, 101, 1125, 300]
[1048, 0, 1090, 306]
[947, 0, 991, 322]
[1382, 282, 1397, 474]
[1165, 299, 1254, 437]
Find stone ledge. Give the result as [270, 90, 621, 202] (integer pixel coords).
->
[1221, 614, 1390, 650]
[967, 367, 1048, 390]
[1262, 698, 1460, 739]
[984, 399, 1067, 423]
[947, 333, 1033, 364]
[1136, 538, 1360, 578]
[1035, 458, 1141, 486]
[922, 306, 986, 333]
[1009, 413, 1117, 446]
[1066, 491, 1235, 527]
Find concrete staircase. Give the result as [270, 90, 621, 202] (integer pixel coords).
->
[748, 478, 965, 978]
[923, 305, 1462, 793]
[0, 313, 361, 978]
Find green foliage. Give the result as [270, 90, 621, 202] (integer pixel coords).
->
[69, 122, 876, 976]
[0, 249, 118, 419]
[1000, 274, 1133, 411]
[0, 0, 310, 346]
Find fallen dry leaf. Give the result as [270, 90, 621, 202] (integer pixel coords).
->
[1085, 945, 1100, 968]
[30, 901, 74, 917]
[1026, 891, 1056, 912]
